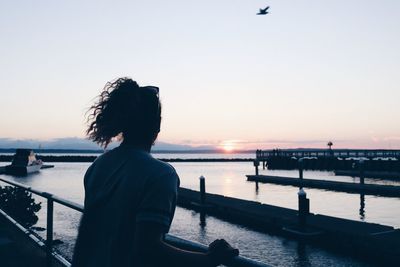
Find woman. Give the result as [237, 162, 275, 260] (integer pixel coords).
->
[72, 78, 238, 267]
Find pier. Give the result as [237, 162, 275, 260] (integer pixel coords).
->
[257, 149, 400, 160]
[255, 149, 400, 172]
[246, 175, 400, 197]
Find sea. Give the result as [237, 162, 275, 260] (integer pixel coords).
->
[1, 152, 399, 267]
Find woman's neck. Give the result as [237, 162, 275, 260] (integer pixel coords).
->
[120, 140, 152, 152]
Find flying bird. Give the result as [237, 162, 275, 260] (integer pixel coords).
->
[257, 6, 270, 15]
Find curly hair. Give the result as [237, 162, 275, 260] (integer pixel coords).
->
[86, 77, 161, 148]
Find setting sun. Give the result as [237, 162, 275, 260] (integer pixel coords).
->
[220, 140, 237, 152]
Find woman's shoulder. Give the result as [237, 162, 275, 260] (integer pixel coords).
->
[144, 156, 178, 180]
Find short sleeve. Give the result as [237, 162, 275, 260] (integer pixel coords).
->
[136, 170, 179, 232]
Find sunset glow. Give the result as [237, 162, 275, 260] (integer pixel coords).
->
[220, 141, 237, 152]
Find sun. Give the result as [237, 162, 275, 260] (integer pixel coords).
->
[220, 141, 236, 153]
[223, 144, 235, 152]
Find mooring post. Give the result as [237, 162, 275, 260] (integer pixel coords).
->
[199, 176, 206, 205]
[359, 159, 365, 185]
[297, 158, 309, 228]
[298, 188, 309, 229]
[199, 176, 207, 227]
[254, 159, 260, 176]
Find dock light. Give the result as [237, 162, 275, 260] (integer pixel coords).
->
[298, 188, 307, 197]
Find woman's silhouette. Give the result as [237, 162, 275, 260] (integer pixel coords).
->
[72, 78, 238, 267]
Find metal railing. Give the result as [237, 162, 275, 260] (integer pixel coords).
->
[0, 177, 270, 267]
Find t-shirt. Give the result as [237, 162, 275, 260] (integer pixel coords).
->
[72, 144, 180, 267]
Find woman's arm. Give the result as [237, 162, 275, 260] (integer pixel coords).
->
[134, 222, 237, 267]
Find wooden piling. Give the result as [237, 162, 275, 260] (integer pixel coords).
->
[199, 176, 206, 205]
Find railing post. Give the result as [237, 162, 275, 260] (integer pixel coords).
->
[45, 195, 54, 267]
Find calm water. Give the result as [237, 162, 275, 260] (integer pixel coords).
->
[1, 154, 399, 266]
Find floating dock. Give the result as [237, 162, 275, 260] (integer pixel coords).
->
[246, 175, 400, 197]
[177, 187, 400, 265]
[335, 170, 400, 180]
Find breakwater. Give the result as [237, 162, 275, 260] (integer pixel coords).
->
[0, 155, 253, 163]
[177, 187, 400, 265]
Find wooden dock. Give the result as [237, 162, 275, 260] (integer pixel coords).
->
[255, 149, 400, 172]
[246, 175, 400, 197]
[335, 170, 400, 180]
[177, 188, 400, 265]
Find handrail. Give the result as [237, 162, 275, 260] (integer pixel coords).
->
[0, 177, 271, 267]
[0, 177, 84, 212]
[165, 235, 267, 267]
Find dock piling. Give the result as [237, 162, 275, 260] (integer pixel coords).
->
[298, 189, 309, 228]
[359, 160, 365, 185]
[199, 176, 206, 205]
[298, 158, 304, 184]
[254, 160, 260, 175]
[199, 176, 207, 227]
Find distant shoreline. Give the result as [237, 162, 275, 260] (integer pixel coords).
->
[0, 155, 254, 163]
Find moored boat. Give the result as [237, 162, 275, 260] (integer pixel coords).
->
[5, 149, 43, 176]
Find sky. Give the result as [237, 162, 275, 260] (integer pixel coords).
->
[0, 0, 399, 150]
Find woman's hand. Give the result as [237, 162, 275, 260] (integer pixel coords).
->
[207, 239, 239, 266]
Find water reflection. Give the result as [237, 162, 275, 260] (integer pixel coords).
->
[200, 211, 207, 228]
[221, 172, 235, 196]
[359, 194, 365, 220]
[255, 181, 259, 196]
[295, 242, 311, 267]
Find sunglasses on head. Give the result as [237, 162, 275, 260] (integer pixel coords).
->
[140, 86, 159, 97]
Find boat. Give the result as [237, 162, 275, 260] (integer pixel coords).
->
[5, 149, 43, 176]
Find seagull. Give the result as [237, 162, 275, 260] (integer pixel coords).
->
[257, 6, 270, 15]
